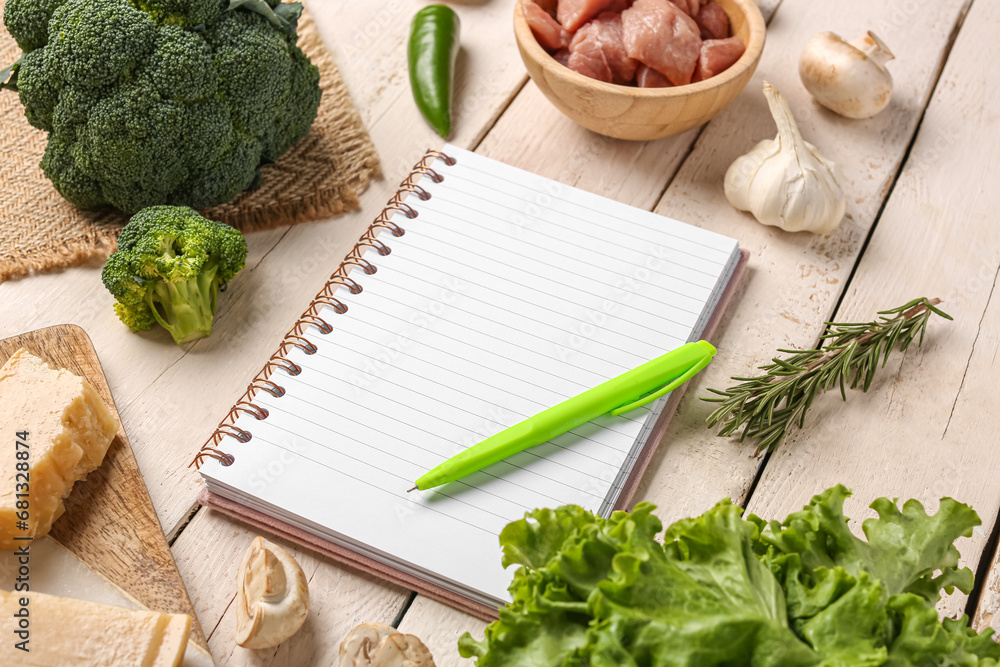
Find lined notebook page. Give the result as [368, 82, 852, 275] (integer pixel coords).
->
[200, 146, 740, 606]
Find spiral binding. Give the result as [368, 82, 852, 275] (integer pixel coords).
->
[191, 149, 455, 469]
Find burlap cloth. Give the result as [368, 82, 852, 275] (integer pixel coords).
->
[0, 1, 380, 282]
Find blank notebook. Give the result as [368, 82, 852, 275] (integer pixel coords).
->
[195, 145, 742, 611]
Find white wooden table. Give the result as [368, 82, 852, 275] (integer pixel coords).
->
[4, 0, 1000, 664]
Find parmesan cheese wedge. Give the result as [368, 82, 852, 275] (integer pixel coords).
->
[0, 537, 215, 666]
[0, 590, 191, 666]
[0, 349, 118, 550]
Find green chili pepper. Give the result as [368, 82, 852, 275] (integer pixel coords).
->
[408, 5, 461, 138]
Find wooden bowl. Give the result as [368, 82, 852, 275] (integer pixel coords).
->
[513, 0, 766, 140]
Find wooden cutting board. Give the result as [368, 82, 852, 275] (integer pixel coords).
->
[0, 324, 207, 649]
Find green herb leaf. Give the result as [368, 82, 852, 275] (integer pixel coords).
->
[703, 298, 952, 452]
[272, 2, 303, 32]
[0, 61, 20, 93]
[227, 0, 302, 35]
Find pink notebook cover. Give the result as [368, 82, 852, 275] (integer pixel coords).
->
[198, 249, 749, 622]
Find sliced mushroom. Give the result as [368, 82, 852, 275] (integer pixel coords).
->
[235, 536, 310, 649]
[340, 623, 436, 667]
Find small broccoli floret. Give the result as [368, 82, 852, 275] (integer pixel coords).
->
[40, 135, 105, 208]
[15, 48, 59, 130]
[145, 24, 218, 102]
[207, 9, 292, 139]
[46, 0, 156, 87]
[133, 0, 223, 27]
[261, 41, 320, 162]
[102, 206, 248, 345]
[2, 0, 68, 51]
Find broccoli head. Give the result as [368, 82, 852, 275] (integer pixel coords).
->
[2, 0, 321, 214]
[102, 205, 248, 345]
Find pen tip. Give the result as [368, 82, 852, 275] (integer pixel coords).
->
[407, 486, 418, 493]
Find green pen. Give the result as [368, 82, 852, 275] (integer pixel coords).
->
[408, 340, 717, 492]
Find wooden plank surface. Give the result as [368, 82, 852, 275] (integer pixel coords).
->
[155, 3, 531, 662]
[135, 0, 529, 537]
[766, 1, 1000, 623]
[171, 508, 407, 665]
[398, 596, 487, 667]
[2, 0, 998, 664]
[394, 1, 977, 663]
[751, 0, 1000, 616]
[0, 0, 530, 539]
[0, 325, 206, 648]
[636, 0, 973, 523]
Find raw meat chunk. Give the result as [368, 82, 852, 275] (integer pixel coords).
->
[636, 64, 672, 87]
[670, 0, 706, 16]
[524, 1, 571, 51]
[568, 12, 639, 84]
[693, 36, 745, 81]
[553, 48, 572, 67]
[695, 1, 730, 39]
[558, 0, 632, 32]
[622, 0, 702, 85]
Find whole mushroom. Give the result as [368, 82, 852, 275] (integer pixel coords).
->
[235, 536, 310, 649]
[799, 31, 895, 119]
[340, 623, 436, 667]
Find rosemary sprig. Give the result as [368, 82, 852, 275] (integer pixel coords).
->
[703, 297, 952, 452]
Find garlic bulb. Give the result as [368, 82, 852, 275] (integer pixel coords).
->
[799, 31, 894, 119]
[724, 82, 847, 234]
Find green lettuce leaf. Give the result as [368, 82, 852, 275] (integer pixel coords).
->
[753, 485, 979, 604]
[500, 504, 604, 572]
[884, 594, 1000, 666]
[461, 487, 997, 667]
[589, 500, 818, 667]
[753, 486, 984, 664]
[460, 501, 819, 666]
[792, 570, 888, 666]
[458, 505, 614, 665]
